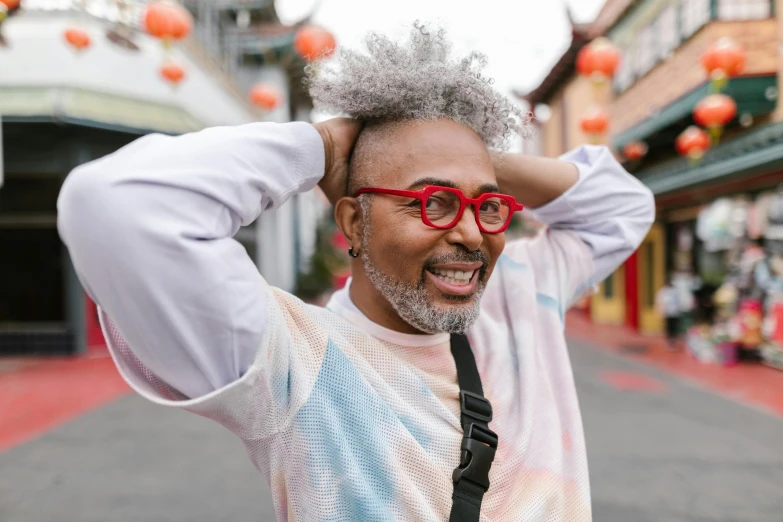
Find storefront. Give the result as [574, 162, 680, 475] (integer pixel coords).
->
[640, 119, 783, 369]
[589, 224, 666, 334]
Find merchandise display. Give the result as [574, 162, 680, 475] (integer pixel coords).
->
[683, 190, 783, 369]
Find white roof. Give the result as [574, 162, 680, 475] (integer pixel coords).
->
[0, 8, 261, 133]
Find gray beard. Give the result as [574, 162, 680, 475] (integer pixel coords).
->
[359, 231, 486, 334]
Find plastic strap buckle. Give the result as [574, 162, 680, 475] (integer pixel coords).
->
[451, 423, 498, 490]
[459, 390, 493, 423]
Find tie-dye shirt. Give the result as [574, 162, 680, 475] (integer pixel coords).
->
[58, 122, 655, 521]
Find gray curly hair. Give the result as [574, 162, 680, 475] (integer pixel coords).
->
[306, 21, 530, 150]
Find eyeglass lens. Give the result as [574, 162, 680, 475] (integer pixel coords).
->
[424, 190, 511, 232]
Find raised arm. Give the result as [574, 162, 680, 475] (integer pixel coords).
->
[57, 122, 327, 399]
[495, 145, 656, 306]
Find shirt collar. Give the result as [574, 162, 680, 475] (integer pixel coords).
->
[326, 278, 451, 347]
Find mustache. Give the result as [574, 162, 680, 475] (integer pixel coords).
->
[423, 249, 489, 270]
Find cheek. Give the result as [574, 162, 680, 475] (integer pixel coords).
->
[368, 215, 439, 277]
[488, 234, 506, 257]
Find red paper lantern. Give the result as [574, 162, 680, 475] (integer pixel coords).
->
[676, 126, 710, 160]
[693, 93, 737, 132]
[249, 84, 281, 110]
[623, 141, 648, 161]
[579, 107, 610, 136]
[64, 28, 91, 52]
[144, 0, 193, 43]
[160, 62, 186, 86]
[701, 38, 745, 81]
[576, 37, 621, 83]
[0, 0, 19, 9]
[294, 25, 336, 62]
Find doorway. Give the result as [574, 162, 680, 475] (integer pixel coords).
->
[638, 223, 666, 334]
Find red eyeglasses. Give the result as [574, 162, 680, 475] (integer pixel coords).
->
[354, 185, 524, 234]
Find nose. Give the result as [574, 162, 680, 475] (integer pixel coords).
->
[446, 205, 483, 251]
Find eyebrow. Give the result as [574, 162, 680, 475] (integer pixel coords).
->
[406, 177, 501, 194]
[477, 183, 501, 194]
[407, 177, 458, 190]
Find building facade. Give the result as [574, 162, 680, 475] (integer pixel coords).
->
[0, 0, 326, 355]
[524, 0, 781, 335]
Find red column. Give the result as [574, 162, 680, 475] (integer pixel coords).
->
[625, 251, 639, 331]
[85, 294, 107, 349]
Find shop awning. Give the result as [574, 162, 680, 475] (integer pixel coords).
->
[637, 120, 783, 195]
[0, 86, 204, 135]
[613, 75, 779, 151]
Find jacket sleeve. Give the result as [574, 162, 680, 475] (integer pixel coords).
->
[503, 145, 656, 310]
[57, 122, 325, 401]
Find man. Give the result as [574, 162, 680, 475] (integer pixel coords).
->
[58, 24, 654, 522]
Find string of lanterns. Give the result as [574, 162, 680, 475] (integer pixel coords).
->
[575, 33, 747, 164]
[249, 24, 337, 113]
[143, 0, 192, 88]
[677, 37, 746, 160]
[7, 1, 337, 108]
[575, 38, 619, 151]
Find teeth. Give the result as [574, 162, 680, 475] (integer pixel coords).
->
[431, 268, 475, 285]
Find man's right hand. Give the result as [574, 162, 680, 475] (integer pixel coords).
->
[314, 117, 364, 205]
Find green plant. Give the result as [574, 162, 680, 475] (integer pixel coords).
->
[295, 214, 348, 300]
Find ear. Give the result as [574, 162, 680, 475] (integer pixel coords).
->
[334, 196, 364, 249]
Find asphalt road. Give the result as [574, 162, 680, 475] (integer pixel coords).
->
[1, 338, 782, 522]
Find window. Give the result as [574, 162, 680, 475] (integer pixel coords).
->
[681, 0, 711, 38]
[603, 274, 615, 299]
[636, 25, 657, 76]
[657, 6, 679, 60]
[613, 43, 636, 92]
[717, 0, 772, 20]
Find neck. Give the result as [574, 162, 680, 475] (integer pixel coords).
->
[348, 263, 427, 335]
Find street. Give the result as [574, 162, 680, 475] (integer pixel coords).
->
[1, 337, 782, 522]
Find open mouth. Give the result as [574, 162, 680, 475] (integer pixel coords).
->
[428, 268, 477, 287]
[425, 262, 483, 296]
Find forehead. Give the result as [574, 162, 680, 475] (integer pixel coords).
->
[381, 120, 495, 192]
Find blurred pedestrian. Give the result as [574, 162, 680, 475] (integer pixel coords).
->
[657, 277, 683, 350]
[57, 23, 654, 522]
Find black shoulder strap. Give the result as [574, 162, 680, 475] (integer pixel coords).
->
[449, 333, 498, 522]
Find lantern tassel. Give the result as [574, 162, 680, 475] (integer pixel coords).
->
[709, 75, 728, 94]
[708, 125, 723, 145]
[688, 156, 703, 167]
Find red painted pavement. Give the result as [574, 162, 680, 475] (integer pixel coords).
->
[567, 311, 783, 417]
[0, 346, 130, 454]
[601, 370, 668, 392]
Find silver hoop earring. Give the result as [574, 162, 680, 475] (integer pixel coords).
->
[348, 246, 360, 258]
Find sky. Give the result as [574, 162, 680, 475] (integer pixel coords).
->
[277, 0, 607, 103]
